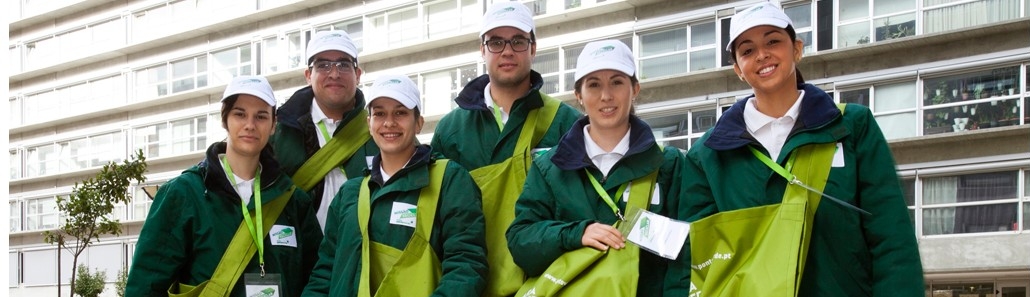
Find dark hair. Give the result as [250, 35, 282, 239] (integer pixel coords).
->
[727, 24, 805, 84]
[220, 95, 277, 129]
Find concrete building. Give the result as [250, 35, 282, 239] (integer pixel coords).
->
[7, 0, 1029, 296]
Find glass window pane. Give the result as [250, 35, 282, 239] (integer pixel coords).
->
[692, 109, 716, 134]
[10, 150, 20, 179]
[563, 45, 584, 72]
[22, 249, 56, 285]
[874, 13, 916, 41]
[875, 0, 916, 16]
[923, 0, 1021, 34]
[841, 89, 870, 106]
[923, 203, 1017, 235]
[641, 28, 686, 57]
[876, 112, 917, 139]
[784, 4, 812, 28]
[423, 70, 455, 117]
[930, 282, 995, 296]
[690, 22, 715, 47]
[874, 82, 916, 112]
[9, 252, 17, 286]
[838, 21, 871, 48]
[640, 53, 688, 79]
[839, 0, 869, 21]
[534, 50, 559, 74]
[689, 48, 716, 71]
[1024, 203, 1029, 231]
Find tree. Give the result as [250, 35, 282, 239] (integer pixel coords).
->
[43, 150, 147, 297]
[73, 264, 106, 297]
[114, 266, 128, 297]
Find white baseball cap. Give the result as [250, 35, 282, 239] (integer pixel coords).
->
[366, 74, 422, 113]
[574, 40, 636, 82]
[222, 75, 276, 107]
[726, 1, 793, 52]
[306, 30, 359, 64]
[480, 1, 535, 38]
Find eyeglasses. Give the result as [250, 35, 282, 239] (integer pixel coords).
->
[483, 38, 533, 53]
[309, 60, 356, 74]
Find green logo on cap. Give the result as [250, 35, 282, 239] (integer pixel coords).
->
[378, 79, 403, 87]
[592, 45, 616, 56]
[493, 6, 516, 16]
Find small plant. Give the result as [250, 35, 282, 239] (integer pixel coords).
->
[114, 267, 128, 297]
[74, 264, 106, 297]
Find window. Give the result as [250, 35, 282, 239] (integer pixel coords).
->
[131, 185, 157, 221]
[260, 32, 308, 74]
[10, 200, 21, 232]
[840, 81, 918, 139]
[316, 18, 364, 53]
[923, 0, 1022, 34]
[922, 66, 1023, 135]
[87, 244, 124, 282]
[10, 96, 21, 126]
[134, 115, 212, 159]
[837, 0, 916, 47]
[9, 252, 17, 287]
[537, 36, 632, 95]
[22, 249, 56, 285]
[135, 64, 169, 100]
[369, 7, 421, 49]
[25, 197, 59, 231]
[420, 64, 478, 117]
[25, 36, 56, 69]
[426, 0, 479, 39]
[521, 0, 548, 15]
[922, 171, 1019, 235]
[783, 2, 814, 53]
[10, 45, 21, 73]
[902, 178, 916, 224]
[10, 150, 21, 180]
[26, 144, 58, 177]
[209, 44, 252, 86]
[640, 21, 716, 79]
[55, 132, 126, 173]
[535, 49, 560, 94]
[644, 107, 717, 151]
[23, 90, 58, 125]
[930, 282, 996, 296]
[1025, 169, 1029, 231]
[171, 55, 208, 93]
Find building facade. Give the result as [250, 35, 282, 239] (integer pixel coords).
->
[7, 0, 1030, 296]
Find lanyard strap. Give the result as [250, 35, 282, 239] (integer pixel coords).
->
[748, 146, 871, 215]
[317, 120, 347, 176]
[221, 156, 267, 275]
[585, 171, 629, 221]
[491, 104, 505, 131]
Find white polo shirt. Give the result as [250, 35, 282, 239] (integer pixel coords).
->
[311, 99, 347, 231]
[583, 125, 631, 178]
[743, 90, 805, 161]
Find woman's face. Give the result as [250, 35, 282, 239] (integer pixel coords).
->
[575, 69, 639, 133]
[732, 25, 804, 93]
[367, 98, 423, 158]
[225, 95, 275, 158]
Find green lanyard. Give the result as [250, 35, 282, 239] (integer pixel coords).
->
[491, 103, 505, 131]
[221, 156, 268, 275]
[748, 146, 871, 215]
[585, 170, 630, 221]
[317, 120, 347, 176]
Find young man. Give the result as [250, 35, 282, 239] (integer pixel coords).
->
[272, 30, 378, 232]
[431, 2, 581, 296]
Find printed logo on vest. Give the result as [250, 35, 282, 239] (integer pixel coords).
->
[248, 287, 276, 297]
[269, 225, 297, 247]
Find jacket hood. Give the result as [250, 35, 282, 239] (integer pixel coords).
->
[368, 144, 434, 187]
[193, 142, 284, 201]
[550, 115, 658, 171]
[277, 85, 368, 130]
[454, 70, 546, 111]
[704, 83, 841, 151]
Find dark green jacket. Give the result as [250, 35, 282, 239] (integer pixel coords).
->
[127, 142, 323, 297]
[507, 115, 686, 297]
[272, 86, 379, 210]
[303, 145, 488, 297]
[431, 71, 581, 170]
[666, 84, 924, 296]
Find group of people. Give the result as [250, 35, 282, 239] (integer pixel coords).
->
[125, 1, 924, 297]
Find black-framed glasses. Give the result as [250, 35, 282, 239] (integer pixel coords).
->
[309, 60, 357, 74]
[483, 38, 533, 53]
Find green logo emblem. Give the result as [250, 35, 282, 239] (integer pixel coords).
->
[273, 227, 294, 239]
[248, 287, 276, 297]
[592, 45, 616, 56]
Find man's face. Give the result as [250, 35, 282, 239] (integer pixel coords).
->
[305, 50, 363, 116]
[481, 27, 536, 89]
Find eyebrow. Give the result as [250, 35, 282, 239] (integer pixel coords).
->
[735, 29, 785, 49]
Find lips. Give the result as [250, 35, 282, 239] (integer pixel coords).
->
[598, 106, 617, 116]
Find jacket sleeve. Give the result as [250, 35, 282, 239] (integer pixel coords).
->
[663, 144, 719, 296]
[506, 160, 592, 277]
[125, 178, 193, 297]
[850, 106, 925, 295]
[302, 180, 360, 296]
[433, 163, 489, 297]
[292, 189, 323, 295]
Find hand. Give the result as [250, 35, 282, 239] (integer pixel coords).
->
[581, 222, 625, 251]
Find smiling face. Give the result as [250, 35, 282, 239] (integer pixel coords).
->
[305, 50, 363, 117]
[367, 97, 423, 160]
[731, 25, 804, 93]
[575, 69, 639, 134]
[224, 94, 275, 158]
[481, 26, 536, 89]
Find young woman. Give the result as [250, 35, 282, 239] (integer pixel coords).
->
[303, 74, 488, 297]
[127, 76, 322, 296]
[669, 2, 924, 296]
[506, 40, 685, 296]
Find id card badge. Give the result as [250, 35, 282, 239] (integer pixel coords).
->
[244, 273, 282, 297]
[619, 206, 690, 260]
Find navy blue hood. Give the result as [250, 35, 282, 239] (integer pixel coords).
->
[454, 70, 546, 111]
[704, 83, 841, 151]
[550, 115, 658, 171]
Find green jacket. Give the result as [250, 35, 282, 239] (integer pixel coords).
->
[272, 86, 379, 209]
[303, 145, 488, 297]
[431, 71, 581, 170]
[667, 84, 924, 296]
[126, 142, 323, 297]
[507, 115, 686, 297]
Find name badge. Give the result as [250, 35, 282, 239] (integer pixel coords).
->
[622, 184, 661, 205]
[621, 207, 690, 260]
[366, 156, 375, 170]
[390, 202, 417, 228]
[832, 142, 845, 167]
[245, 273, 282, 297]
[269, 225, 297, 248]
